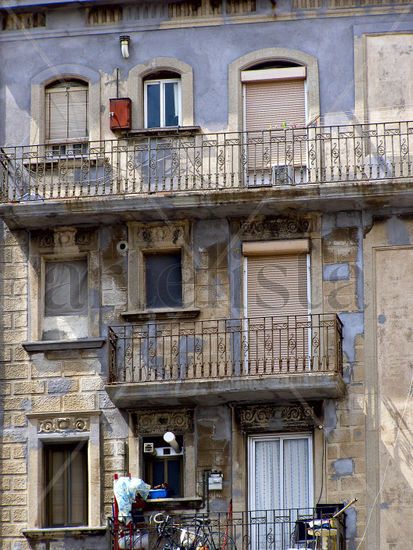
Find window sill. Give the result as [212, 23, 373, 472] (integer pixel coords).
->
[126, 126, 201, 138]
[23, 526, 107, 540]
[22, 337, 106, 353]
[121, 308, 200, 322]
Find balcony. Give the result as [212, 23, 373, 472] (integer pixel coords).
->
[105, 313, 345, 407]
[1, 121, 413, 227]
[108, 506, 346, 550]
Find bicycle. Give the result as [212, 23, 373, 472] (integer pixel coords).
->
[152, 512, 237, 550]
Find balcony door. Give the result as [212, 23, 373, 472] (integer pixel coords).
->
[242, 65, 307, 186]
[248, 434, 313, 549]
[242, 247, 311, 374]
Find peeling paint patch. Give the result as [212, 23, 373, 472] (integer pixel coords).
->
[324, 400, 337, 437]
[47, 378, 74, 394]
[386, 216, 410, 246]
[336, 212, 361, 228]
[338, 312, 364, 364]
[323, 263, 350, 281]
[345, 507, 357, 547]
[332, 458, 354, 480]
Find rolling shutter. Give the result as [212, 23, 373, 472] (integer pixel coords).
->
[247, 254, 308, 318]
[246, 254, 309, 372]
[245, 79, 306, 169]
[245, 79, 306, 132]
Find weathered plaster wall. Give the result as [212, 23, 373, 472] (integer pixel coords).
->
[321, 212, 366, 550]
[364, 218, 413, 549]
[1, 12, 413, 145]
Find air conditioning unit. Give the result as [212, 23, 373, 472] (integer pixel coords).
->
[271, 164, 294, 185]
[155, 446, 182, 457]
[47, 143, 88, 158]
[143, 442, 154, 454]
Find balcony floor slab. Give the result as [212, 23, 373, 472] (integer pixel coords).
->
[2, 178, 413, 229]
[105, 372, 346, 408]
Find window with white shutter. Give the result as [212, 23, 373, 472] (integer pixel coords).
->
[45, 79, 88, 142]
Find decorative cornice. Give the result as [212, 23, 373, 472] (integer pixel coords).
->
[38, 416, 90, 434]
[135, 222, 188, 246]
[236, 404, 315, 432]
[132, 409, 194, 436]
[237, 216, 311, 239]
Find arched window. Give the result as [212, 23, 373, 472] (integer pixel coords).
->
[45, 79, 88, 142]
[143, 71, 181, 128]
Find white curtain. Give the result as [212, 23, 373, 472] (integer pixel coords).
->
[283, 437, 310, 511]
[254, 440, 281, 510]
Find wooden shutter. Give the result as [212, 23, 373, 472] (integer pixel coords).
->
[46, 81, 88, 141]
[245, 79, 306, 169]
[246, 254, 309, 373]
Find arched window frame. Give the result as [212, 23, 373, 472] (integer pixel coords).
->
[44, 78, 89, 143]
[143, 73, 182, 128]
[30, 64, 101, 146]
[228, 48, 320, 132]
[127, 57, 194, 130]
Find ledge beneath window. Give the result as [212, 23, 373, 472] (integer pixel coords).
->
[23, 526, 107, 541]
[126, 126, 201, 138]
[144, 497, 204, 511]
[22, 337, 106, 353]
[121, 308, 200, 322]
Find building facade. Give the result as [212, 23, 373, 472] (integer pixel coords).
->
[1, 0, 413, 548]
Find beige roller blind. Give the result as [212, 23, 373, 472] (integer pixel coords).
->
[245, 79, 306, 132]
[46, 82, 88, 141]
[246, 254, 309, 373]
[247, 254, 308, 318]
[245, 79, 306, 170]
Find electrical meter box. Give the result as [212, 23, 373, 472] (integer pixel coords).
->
[110, 98, 132, 131]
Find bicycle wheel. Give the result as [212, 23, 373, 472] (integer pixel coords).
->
[210, 531, 237, 550]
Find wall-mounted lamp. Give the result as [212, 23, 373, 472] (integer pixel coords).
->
[163, 431, 180, 453]
[119, 35, 130, 59]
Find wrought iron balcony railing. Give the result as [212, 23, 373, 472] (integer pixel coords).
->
[108, 506, 346, 550]
[108, 313, 342, 384]
[1, 121, 412, 202]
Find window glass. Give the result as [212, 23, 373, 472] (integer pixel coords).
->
[145, 78, 181, 128]
[145, 252, 182, 309]
[45, 260, 88, 317]
[146, 83, 161, 128]
[45, 442, 88, 527]
[164, 82, 179, 126]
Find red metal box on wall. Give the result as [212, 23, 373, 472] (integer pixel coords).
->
[110, 98, 132, 131]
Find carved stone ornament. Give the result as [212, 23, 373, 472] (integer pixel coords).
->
[136, 222, 187, 246]
[38, 416, 90, 433]
[238, 216, 311, 238]
[36, 230, 54, 249]
[237, 404, 315, 433]
[133, 409, 193, 436]
[54, 227, 78, 251]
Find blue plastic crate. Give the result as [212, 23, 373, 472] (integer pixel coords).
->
[147, 488, 171, 499]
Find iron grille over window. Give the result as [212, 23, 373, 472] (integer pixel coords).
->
[45, 79, 88, 142]
[44, 442, 88, 527]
